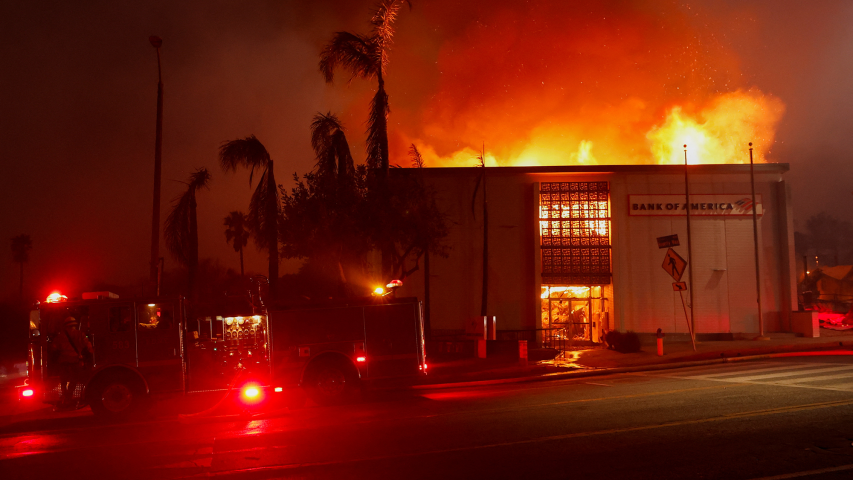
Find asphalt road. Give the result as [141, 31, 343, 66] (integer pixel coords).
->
[3, 356, 853, 479]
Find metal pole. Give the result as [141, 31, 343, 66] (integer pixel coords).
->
[149, 36, 164, 292]
[679, 291, 696, 351]
[684, 145, 696, 344]
[749, 143, 767, 339]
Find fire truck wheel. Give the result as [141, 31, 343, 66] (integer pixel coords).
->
[89, 374, 144, 418]
[305, 358, 359, 405]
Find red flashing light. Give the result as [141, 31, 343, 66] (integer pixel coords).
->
[356, 356, 366, 362]
[21, 388, 34, 398]
[239, 383, 265, 405]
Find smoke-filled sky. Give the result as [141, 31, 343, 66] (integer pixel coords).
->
[2, 0, 852, 300]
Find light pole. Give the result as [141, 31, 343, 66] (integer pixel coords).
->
[684, 145, 696, 346]
[749, 142, 768, 340]
[149, 36, 164, 293]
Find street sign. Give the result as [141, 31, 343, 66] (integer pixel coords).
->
[672, 282, 687, 291]
[662, 248, 687, 282]
[656, 234, 680, 249]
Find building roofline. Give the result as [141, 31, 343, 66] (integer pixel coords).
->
[402, 163, 789, 176]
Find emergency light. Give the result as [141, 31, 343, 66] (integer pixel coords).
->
[239, 382, 265, 405]
[45, 292, 67, 303]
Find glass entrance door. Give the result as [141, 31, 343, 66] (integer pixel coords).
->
[541, 286, 607, 343]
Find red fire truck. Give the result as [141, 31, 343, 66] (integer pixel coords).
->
[19, 290, 427, 417]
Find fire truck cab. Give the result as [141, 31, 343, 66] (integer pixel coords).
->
[25, 292, 270, 417]
[22, 290, 426, 416]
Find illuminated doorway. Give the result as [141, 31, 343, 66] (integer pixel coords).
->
[539, 181, 611, 343]
[541, 286, 608, 343]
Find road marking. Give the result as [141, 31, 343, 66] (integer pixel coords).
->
[771, 372, 853, 385]
[682, 363, 826, 379]
[198, 398, 853, 478]
[721, 365, 853, 382]
[746, 463, 853, 479]
[584, 382, 611, 387]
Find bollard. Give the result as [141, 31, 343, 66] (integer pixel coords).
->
[518, 340, 528, 366]
[656, 328, 665, 356]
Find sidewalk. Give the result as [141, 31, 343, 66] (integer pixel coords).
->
[418, 329, 853, 388]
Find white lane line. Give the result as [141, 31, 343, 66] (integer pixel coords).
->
[771, 372, 853, 385]
[747, 463, 853, 479]
[685, 363, 831, 379]
[726, 365, 853, 382]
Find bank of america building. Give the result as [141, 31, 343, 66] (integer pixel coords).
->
[397, 163, 796, 343]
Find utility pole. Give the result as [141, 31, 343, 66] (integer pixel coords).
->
[149, 36, 164, 293]
[684, 145, 696, 344]
[749, 143, 769, 340]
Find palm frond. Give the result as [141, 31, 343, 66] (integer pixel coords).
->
[224, 211, 249, 253]
[165, 168, 210, 266]
[332, 129, 355, 179]
[319, 31, 377, 83]
[409, 144, 424, 168]
[311, 112, 344, 178]
[247, 169, 281, 251]
[219, 135, 271, 186]
[370, 0, 408, 74]
[165, 189, 194, 267]
[188, 167, 211, 191]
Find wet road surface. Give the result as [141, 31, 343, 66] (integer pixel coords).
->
[3, 356, 853, 479]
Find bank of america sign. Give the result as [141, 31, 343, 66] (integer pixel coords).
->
[628, 194, 763, 216]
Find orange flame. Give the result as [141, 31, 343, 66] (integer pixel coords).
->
[382, 2, 787, 168]
[413, 89, 783, 167]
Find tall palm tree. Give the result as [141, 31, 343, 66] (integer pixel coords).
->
[219, 135, 281, 296]
[319, 0, 408, 176]
[224, 211, 249, 277]
[165, 168, 211, 298]
[11, 234, 32, 300]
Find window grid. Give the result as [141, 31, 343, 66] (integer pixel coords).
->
[539, 182, 612, 285]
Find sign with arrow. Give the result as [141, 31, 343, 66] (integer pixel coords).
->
[662, 248, 687, 282]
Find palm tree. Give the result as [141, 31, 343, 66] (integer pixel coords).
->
[224, 211, 249, 277]
[311, 112, 356, 197]
[11, 234, 32, 300]
[319, 0, 408, 176]
[164, 168, 211, 298]
[472, 146, 488, 317]
[219, 135, 281, 296]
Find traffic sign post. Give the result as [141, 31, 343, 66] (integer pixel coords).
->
[660, 245, 696, 352]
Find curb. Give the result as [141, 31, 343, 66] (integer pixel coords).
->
[414, 348, 853, 390]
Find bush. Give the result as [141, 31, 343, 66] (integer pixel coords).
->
[603, 330, 642, 353]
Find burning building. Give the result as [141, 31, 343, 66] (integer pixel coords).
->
[399, 162, 796, 341]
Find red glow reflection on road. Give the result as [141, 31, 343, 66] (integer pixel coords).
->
[421, 390, 502, 401]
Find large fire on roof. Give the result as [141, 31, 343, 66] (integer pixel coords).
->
[384, 1, 786, 167]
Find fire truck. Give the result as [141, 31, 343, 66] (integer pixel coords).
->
[19, 289, 427, 417]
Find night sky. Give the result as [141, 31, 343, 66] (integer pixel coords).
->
[3, 0, 852, 301]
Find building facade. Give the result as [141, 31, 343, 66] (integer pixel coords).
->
[397, 164, 797, 341]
